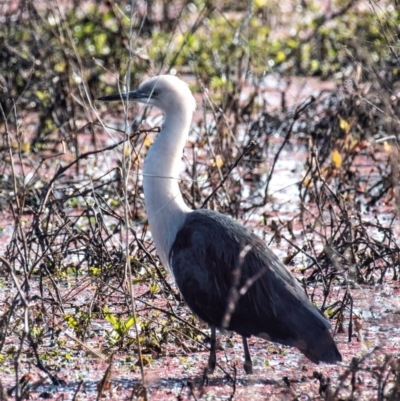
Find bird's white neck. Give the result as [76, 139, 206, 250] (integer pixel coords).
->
[143, 108, 192, 269]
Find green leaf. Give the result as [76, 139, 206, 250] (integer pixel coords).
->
[125, 317, 135, 330]
[104, 311, 118, 327]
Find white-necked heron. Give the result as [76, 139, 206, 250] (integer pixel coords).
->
[99, 75, 342, 374]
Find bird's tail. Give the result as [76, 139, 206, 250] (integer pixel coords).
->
[296, 329, 342, 364]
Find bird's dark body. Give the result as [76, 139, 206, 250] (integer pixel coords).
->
[170, 208, 341, 364]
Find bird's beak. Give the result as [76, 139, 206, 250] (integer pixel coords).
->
[98, 90, 150, 102]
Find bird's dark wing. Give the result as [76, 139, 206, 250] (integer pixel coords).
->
[170, 209, 341, 364]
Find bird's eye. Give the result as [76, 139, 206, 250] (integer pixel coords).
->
[152, 90, 159, 96]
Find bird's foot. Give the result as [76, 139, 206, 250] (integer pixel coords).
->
[202, 367, 212, 386]
[202, 360, 215, 385]
[244, 361, 253, 375]
[206, 361, 215, 375]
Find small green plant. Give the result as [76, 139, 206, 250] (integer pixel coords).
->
[104, 307, 135, 348]
[180, 357, 191, 370]
[88, 266, 100, 276]
[64, 310, 92, 339]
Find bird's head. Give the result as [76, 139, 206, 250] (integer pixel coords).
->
[99, 75, 196, 115]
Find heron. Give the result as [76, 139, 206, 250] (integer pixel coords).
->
[99, 75, 342, 375]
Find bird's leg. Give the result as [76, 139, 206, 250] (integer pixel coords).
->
[206, 325, 217, 374]
[242, 336, 253, 374]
